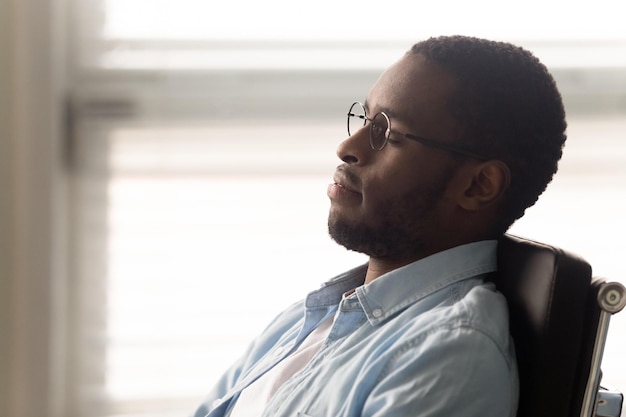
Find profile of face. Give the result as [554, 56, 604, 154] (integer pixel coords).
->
[327, 53, 478, 261]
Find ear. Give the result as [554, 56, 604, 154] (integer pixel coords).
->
[458, 160, 510, 211]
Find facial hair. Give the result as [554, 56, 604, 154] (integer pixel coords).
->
[327, 171, 453, 260]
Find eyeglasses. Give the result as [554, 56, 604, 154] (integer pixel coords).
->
[347, 101, 487, 160]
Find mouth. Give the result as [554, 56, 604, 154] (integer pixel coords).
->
[334, 166, 362, 192]
[327, 166, 362, 203]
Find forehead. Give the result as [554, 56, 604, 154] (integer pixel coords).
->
[365, 53, 458, 126]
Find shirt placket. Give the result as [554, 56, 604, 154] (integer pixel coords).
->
[261, 297, 368, 417]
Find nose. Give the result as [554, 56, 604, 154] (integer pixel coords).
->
[336, 126, 371, 164]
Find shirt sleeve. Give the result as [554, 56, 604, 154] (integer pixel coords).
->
[362, 324, 518, 417]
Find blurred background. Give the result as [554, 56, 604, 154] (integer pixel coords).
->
[1, 0, 625, 416]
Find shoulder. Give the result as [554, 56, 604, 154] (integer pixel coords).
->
[391, 279, 513, 364]
[362, 281, 518, 416]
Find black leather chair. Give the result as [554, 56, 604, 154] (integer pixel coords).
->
[494, 234, 625, 417]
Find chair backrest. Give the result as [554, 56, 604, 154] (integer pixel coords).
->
[494, 234, 602, 417]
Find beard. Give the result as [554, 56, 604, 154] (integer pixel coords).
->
[327, 174, 452, 259]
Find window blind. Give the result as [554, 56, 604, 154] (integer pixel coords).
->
[68, 120, 369, 416]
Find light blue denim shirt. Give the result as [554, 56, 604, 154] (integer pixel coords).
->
[192, 240, 519, 417]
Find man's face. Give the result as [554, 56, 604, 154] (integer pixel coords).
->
[327, 53, 467, 261]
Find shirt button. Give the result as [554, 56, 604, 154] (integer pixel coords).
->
[372, 308, 383, 318]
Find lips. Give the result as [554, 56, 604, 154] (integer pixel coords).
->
[333, 166, 362, 194]
[328, 166, 362, 203]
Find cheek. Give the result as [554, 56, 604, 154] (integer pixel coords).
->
[364, 156, 423, 201]
[364, 159, 460, 216]
[361, 171, 422, 217]
[359, 150, 460, 217]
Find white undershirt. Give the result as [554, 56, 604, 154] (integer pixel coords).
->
[228, 315, 334, 417]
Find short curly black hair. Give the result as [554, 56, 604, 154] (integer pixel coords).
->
[409, 35, 567, 232]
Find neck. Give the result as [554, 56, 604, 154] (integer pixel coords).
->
[363, 235, 491, 284]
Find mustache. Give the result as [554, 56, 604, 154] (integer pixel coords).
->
[335, 164, 362, 190]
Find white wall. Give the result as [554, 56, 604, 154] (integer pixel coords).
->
[0, 0, 67, 416]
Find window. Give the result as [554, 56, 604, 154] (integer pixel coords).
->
[65, 1, 626, 416]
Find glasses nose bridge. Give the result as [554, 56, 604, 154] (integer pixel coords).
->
[349, 116, 369, 137]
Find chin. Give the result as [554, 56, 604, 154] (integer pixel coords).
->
[328, 217, 395, 259]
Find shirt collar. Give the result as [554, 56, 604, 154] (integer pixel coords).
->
[305, 264, 367, 309]
[305, 240, 498, 324]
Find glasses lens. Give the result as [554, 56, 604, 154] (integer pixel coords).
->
[347, 102, 366, 136]
[370, 112, 389, 150]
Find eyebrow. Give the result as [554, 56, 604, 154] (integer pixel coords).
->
[363, 99, 402, 121]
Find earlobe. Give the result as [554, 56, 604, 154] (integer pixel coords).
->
[459, 161, 511, 211]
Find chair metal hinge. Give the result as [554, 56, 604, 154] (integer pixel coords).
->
[595, 389, 623, 417]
